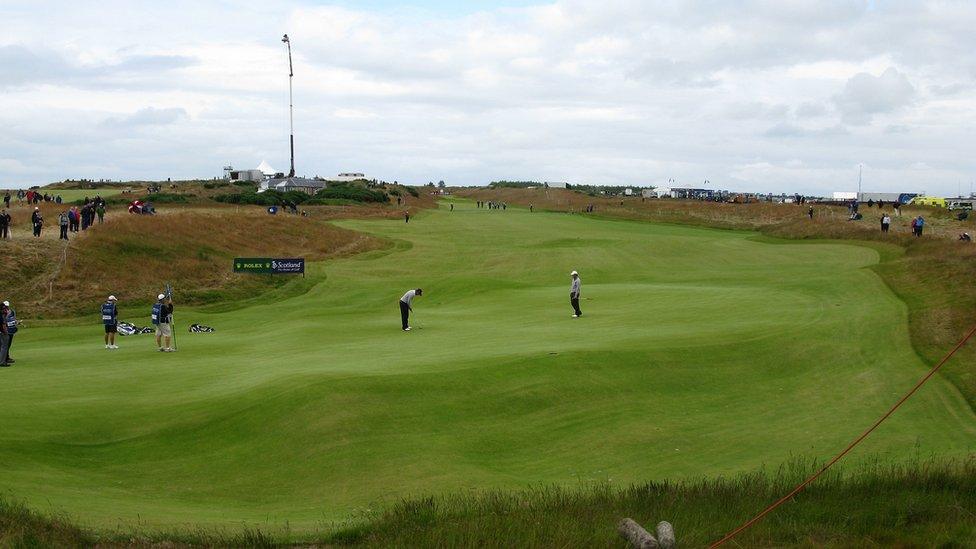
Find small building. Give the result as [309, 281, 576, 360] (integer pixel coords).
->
[265, 177, 326, 195]
[226, 169, 265, 182]
[669, 187, 712, 199]
[624, 188, 633, 196]
[832, 191, 857, 200]
[329, 173, 367, 182]
[544, 181, 568, 189]
[858, 192, 919, 204]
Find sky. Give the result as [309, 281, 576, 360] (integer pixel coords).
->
[2, 0, 976, 195]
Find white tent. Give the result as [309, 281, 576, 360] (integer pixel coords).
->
[257, 160, 276, 176]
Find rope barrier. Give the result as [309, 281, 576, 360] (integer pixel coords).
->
[710, 322, 976, 548]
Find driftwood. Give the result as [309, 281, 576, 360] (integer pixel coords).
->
[618, 518, 659, 548]
[656, 521, 676, 549]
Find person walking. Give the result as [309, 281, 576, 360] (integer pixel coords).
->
[0, 209, 10, 239]
[915, 215, 925, 237]
[0, 302, 9, 367]
[152, 294, 175, 352]
[570, 270, 582, 318]
[58, 211, 69, 240]
[96, 203, 105, 223]
[530, 204, 534, 212]
[31, 207, 43, 237]
[3, 191, 10, 208]
[2, 301, 18, 365]
[807, 206, 814, 220]
[399, 288, 422, 331]
[102, 295, 119, 349]
[881, 213, 891, 233]
[404, 211, 410, 223]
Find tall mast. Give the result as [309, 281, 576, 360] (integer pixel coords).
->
[282, 34, 295, 178]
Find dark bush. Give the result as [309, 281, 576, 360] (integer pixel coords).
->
[405, 186, 420, 198]
[315, 184, 387, 203]
[213, 190, 310, 206]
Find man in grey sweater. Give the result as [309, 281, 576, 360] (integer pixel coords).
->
[399, 288, 423, 331]
[570, 271, 582, 317]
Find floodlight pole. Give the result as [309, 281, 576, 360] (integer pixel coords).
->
[282, 34, 296, 178]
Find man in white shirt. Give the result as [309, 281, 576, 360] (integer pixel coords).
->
[399, 288, 423, 331]
[570, 271, 582, 317]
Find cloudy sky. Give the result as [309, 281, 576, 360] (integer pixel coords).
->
[2, 0, 975, 195]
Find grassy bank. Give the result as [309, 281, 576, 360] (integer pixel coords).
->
[3, 458, 974, 547]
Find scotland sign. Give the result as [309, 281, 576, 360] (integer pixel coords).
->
[271, 258, 305, 274]
[234, 258, 305, 275]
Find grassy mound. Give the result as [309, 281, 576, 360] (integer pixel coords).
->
[14, 209, 384, 318]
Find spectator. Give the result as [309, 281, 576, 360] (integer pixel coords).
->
[881, 213, 891, 233]
[58, 210, 69, 240]
[31, 207, 43, 237]
[0, 209, 10, 239]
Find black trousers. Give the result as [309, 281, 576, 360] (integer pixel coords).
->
[60, 225, 68, 240]
[400, 300, 410, 329]
[5, 333, 13, 362]
[571, 295, 582, 316]
[0, 226, 7, 238]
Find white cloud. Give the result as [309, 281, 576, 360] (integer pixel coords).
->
[834, 67, 916, 125]
[0, 0, 975, 196]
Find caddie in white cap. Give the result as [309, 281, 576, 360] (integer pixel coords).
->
[152, 293, 175, 352]
[570, 270, 582, 318]
[102, 295, 120, 349]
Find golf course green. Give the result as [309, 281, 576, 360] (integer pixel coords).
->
[1, 201, 973, 533]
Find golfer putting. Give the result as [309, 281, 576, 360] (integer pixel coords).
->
[399, 288, 423, 331]
[570, 270, 582, 317]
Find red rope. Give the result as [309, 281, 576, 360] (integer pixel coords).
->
[710, 323, 976, 548]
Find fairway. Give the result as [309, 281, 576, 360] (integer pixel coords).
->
[32, 188, 126, 202]
[1, 202, 973, 533]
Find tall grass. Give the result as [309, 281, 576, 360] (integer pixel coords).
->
[326, 457, 976, 547]
[4, 457, 973, 547]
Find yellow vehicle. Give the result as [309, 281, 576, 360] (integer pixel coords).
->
[910, 196, 947, 208]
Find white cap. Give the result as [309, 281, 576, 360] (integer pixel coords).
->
[34, 207, 39, 210]
[2, 301, 9, 307]
[570, 270, 578, 276]
[158, 293, 166, 300]
[108, 295, 117, 301]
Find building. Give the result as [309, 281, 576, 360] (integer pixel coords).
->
[327, 173, 368, 182]
[225, 168, 265, 182]
[225, 160, 277, 184]
[263, 176, 326, 195]
[669, 187, 712, 199]
[832, 191, 857, 200]
[858, 192, 919, 204]
[544, 181, 568, 189]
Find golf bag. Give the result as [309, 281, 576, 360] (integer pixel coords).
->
[189, 324, 215, 333]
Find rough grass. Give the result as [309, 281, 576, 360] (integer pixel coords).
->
[328, 457, 976, 548]
[457, 188, 976, 410]
[3, 458, 974, 547]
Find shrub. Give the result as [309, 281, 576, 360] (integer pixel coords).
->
[315, 183, 387, 203]
[213, 190, 310, 206]
[405, 186, 420, 198]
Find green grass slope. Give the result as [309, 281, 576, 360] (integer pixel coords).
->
[0, 201, 973, 534]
